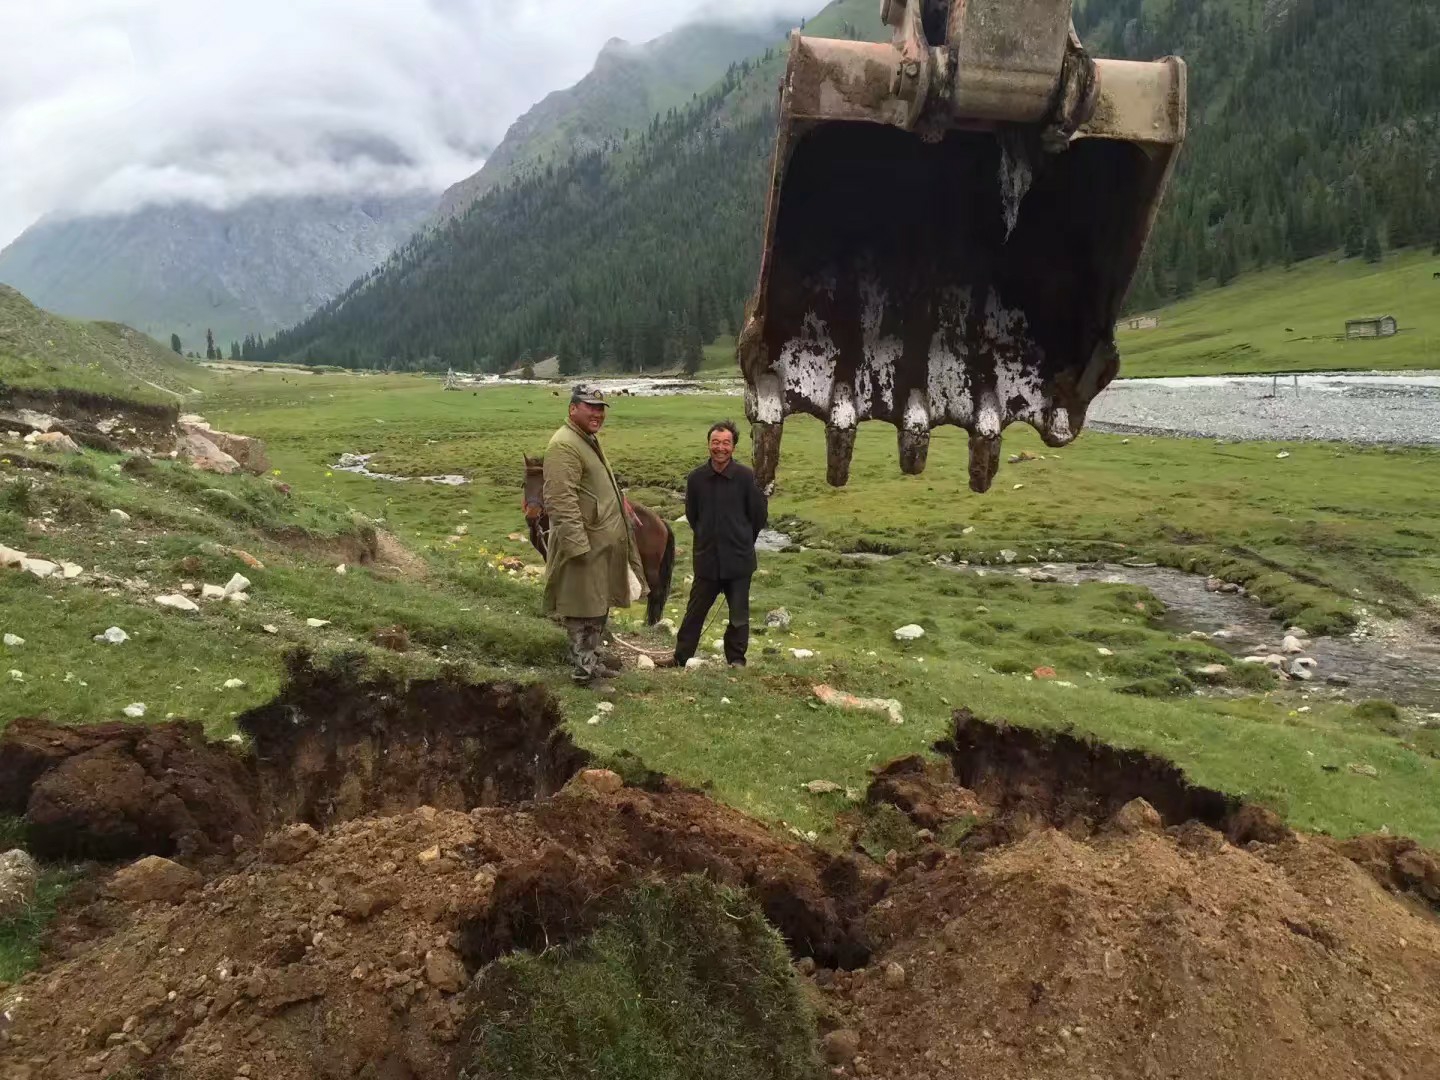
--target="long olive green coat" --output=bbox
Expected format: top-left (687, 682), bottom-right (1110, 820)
top-left (542, 420), bottom-right (647, 619)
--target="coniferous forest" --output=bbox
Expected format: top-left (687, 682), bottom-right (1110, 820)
top-left (259, 0), bottom-right (1440, 372)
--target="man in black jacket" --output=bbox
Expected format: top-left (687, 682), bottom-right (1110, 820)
top-left (673, 420), bottom-right (768, 668)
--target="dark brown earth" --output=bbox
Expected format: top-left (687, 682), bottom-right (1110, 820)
top-left (2, 692), bottom-right (1439, 1080)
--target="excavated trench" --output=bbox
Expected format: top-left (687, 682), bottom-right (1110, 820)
top-left (5, 667), bottom-right (1440, 1079)
top-left (0, 651), bottom-right (590, 861)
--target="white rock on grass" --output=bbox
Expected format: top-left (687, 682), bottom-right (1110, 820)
top-left (790, 648), bottom-right (815, 660)
top-left (110, 508), bottom-right (132, 523)
top-left (226, 591), bottom-right (248, 604)
top-left (7, 670), bottom-right (22, 682)
top-left (893, 624), bottom-right (925, 642)
top-left (3, 634), bottom-right (23, 647)
top-left (0, 849), bottom-right (40, 920)
top-left (0, 545), bottom-right (26, 568)
top-left (1096, 647), bottom-right (1115, 657)
top-left (657, 618), bottom-right (677, 636)
top-left (123, 703), bottom-right (147, 718)
top-left (155, 593), bottom-right (200, 613)
top-left (61, 562), bottom-right (82, 579)
top-left (223, 678), bottom-right (246, 690)
top-left (684, 657), bottom-right (708, 671)
top-left (21, 558), bottom-right (58, 579)
top-left (201, 584), bottom-right (227, 600)
top-left (262, 625), bottom-right (279, 635)
top-left (999, 550), bottom-right (1018, 563)
top-left (765, 608), bottom-right (792, 630)
top-left (223, 573), bottom-right (251, 597)
top-left (336, 564), bottom-right (347, 575)
top-left (306, 618), bottom-right (331, 628)
top-left (637, 655), bottom-right (656, 671)
top-left (94, 627), bottom-right (129, 645)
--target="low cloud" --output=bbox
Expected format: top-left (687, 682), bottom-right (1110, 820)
top-left (0, 0), bottom-right (819, 247)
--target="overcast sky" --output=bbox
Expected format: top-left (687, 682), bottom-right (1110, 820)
top-left (0, 0), bottom-right (818, 248)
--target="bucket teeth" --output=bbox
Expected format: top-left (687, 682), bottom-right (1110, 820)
top-left (752, 421), bottom-right (783, 490)
top-left (967, 432), bottom-right (1002, 494)
top-left (826, 424), bottom-right (857, 487)
top-left (899, 429), bottom-right (930, 475)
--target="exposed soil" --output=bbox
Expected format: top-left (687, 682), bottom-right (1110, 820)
top-left (0, 385), bottom-right (179, 443)
top-left (3, 698), bottom-right (1440, 1080)
top-left (0, 718), bottom-right (258, 861)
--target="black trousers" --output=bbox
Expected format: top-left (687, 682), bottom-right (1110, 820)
top-left (675, 575), bottom-right (751, 666)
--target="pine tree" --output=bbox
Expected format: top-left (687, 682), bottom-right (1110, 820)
top-left (171, 333), bottom-right (182, 354)
top-left (230, 341), bottom-right (240, 360)
top-left (204, 328), bottom-right (216, 361)
top-left (682, 320), bottom-right (705, 375)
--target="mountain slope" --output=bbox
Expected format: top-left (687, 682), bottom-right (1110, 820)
top-left (0, 192), bottom-right (436, 350)
top-left (262, 0), bottom-right (1440, 373)
top-left (0, 284), bottom-right (202, 405)
top-left (436, 17), bottom-right (795, 219)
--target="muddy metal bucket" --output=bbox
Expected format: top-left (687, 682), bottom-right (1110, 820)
top-left (739, 0), bottom-right (1186, 492)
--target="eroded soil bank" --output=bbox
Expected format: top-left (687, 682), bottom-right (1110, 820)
top-left (2, 673), bottom-right (1439, 1080)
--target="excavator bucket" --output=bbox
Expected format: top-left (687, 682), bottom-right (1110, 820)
top-left (739, 0), bottom-right (1186, 492)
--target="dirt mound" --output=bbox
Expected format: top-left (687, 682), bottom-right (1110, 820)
top-left (4, 702), bottom-right (1440, 1080)
top-left (0, 718), bottom-right (257, 860)
top-left (0, 785), bottom-right (878, 1079)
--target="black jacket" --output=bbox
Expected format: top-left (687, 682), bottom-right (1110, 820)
top-left (685, 459), bottom-right (768, 580)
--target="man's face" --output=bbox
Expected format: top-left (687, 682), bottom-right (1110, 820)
top-left (570, 402), bottom-right (607, 434)
top-left (709, 426), bottom-right (735, 468)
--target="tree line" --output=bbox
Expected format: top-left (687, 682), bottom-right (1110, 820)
top-left (257, 0), bottom-right (1440, 371)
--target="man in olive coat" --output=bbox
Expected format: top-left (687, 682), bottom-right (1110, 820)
top-left (673, 420), bottom-right (768, 668)
top-left (542, 385), bottom-right (647, 686)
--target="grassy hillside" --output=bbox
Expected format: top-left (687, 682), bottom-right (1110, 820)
top-left (1121, 249), bottom-right (1440, 376)
top-left (0, 284), bottom-right (205, 404)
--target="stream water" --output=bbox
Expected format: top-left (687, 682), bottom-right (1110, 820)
top-left (875, 554), bottom-right (1439, 712)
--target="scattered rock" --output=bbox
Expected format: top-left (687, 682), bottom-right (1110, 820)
top-left (264, 824), bottom-right (322, 864)
top-left (2, 634), bottom-right (22, 647)
top-left (262, 625), bottom-right (279, 635)
top-left (893, 624), bottom-right (926, 642)
top-left (1033, 667), bottom-right (1058, 680)
top-left (1276, 451), bottom-right (1291, 460)
top-left (109, 509), bottom-right (131, 524)
top-left (999, 549), bottom-right (1018, 563)
top-left (789, 649), bottom-right (815, 660)
top-left (882, 961), bottom-right (907, 989)
top-left (223, 679), bottom-right (246, 690)
top-left (179, 419), bottom-right (270, 474)
top-left (656, 618), bottom-right (677, 636)
top-left (176, 429), bottom-right (241, 474)
top-left (61, 562), bottom-right (82, 579)
top-left (812, 684), bottom-right (904, 725)
top-left (765, 608), bottom-right (792, 630)
top-left (155, 594), bottom-right (200, 613)
top-left (201, 584), bottom-right (226, 600)
top-left (1110, 797), bottom-right (1164, 835)
top-left (803, 780), bottom-right (843, 795)
top-left (822, 1029), bottom-right (861, 1065)
top-left (1205, 577), bottom-right (1224, 593)
top-left (1196, 663), bottom-right (1229, 680)
top-left (1282, 636), bottom-right (1306, 655)
top-left (416, 845), bottom-right (442, 865)
top-left (684, 657), bottom-right (708, 671)
top-left (107, 856), bottom-right (202, 903)
top-left (423, 947), bottom-right (468, 993)
top-left (569, 769), bottom-right (624, 796)
top-left (29, 431), bottom-right (81, 454)
top-left (223, 573), bottom-right (251, 597)
top-left (123, 703), bottom-right (147, 718)
top-left (1349, 763), bottom-right (1379, 779)
top-left (306, 618), bottom-right (331, 628)
top-left (1095, 647), bottom-right (1115, 657)
top-left (636, 655), bottom-right (656, 671)
top-left (7, 669), bottom-right (22, 682)
top-left (0, 544), bottom-right (25, 568)
top-left (1327, 674), bottom-right (1353, 688)
top-left (0, 849), bottom-right (39, 919)
top-left (1029, 571), bottom-right (1058, 583)
top-left (20, 558), bottom-right (57, 579)
top-left (336, 564), bottom-right (348, 575)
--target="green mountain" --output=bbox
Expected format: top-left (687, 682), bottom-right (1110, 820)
top-left (260, 0), bottom-right (1440, 373)
top-left (0, 283), bottom-right (202, 406)
top-left (436, 17), bottom-right (797, 219)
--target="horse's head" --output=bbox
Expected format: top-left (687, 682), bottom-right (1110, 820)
top-left (521, 454), bottom-right (545, 521)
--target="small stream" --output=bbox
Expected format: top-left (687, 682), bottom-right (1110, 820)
top-left (333, 452), bottom-right (470, 486)
top-left (843, 552), bottom-right (1440, 712)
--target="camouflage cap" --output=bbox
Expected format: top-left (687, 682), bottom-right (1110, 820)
top-left (570, 384), bottom-right (608, 407)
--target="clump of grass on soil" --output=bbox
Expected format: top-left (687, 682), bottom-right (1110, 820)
top-left (463, 875), bottom-right (820, 1080)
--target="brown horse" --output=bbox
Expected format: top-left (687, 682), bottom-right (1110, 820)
top-left (522, 454), bottom-right (675, 625)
